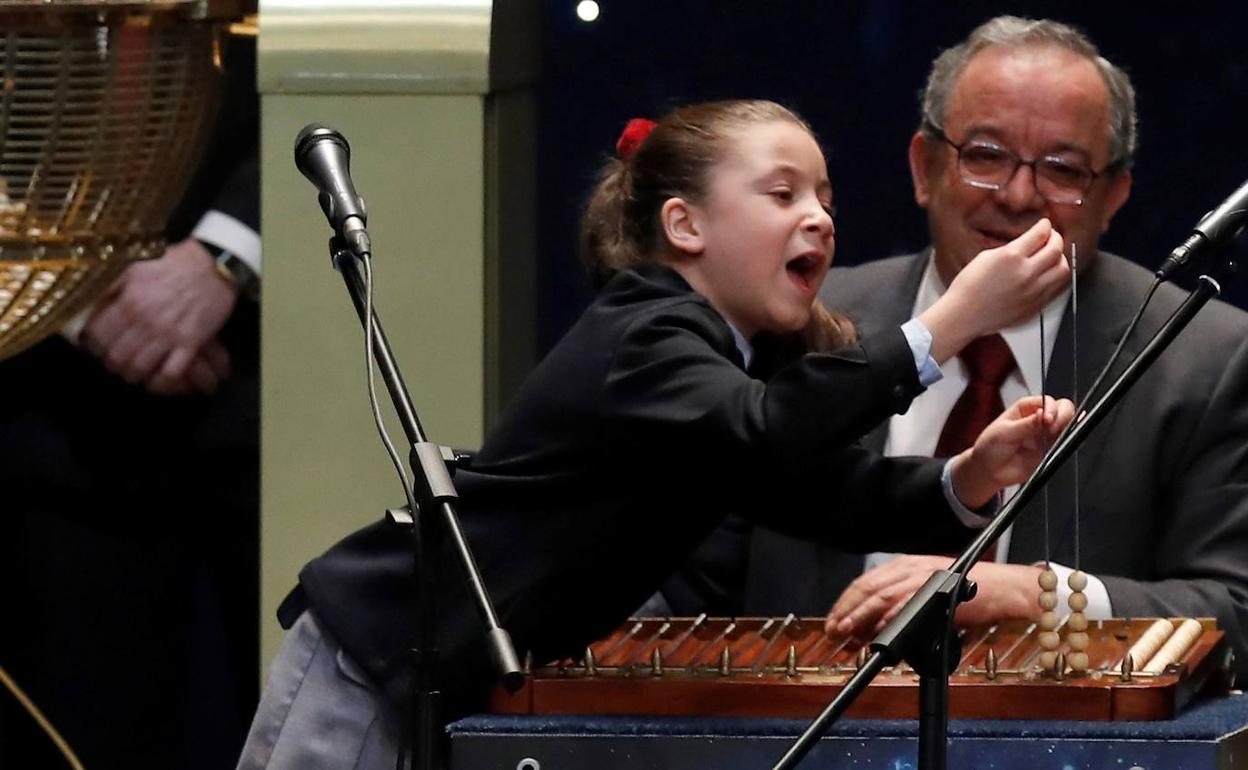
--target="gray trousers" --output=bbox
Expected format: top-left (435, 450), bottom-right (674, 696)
top-left (236, 610), bottom-right (408, 770)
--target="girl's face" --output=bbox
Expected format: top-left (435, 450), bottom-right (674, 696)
top-left (681, 120), bottom-right (835, 338)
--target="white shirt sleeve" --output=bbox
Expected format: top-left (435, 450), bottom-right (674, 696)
top-left (940, 457), bottom-right (999, 527)
top-left (192, 210), bottom-right (261, 275)
top-left (1042, 561), bottom-right (1113, 618)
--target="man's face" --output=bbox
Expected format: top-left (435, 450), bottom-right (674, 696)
top-left (911, 45), bottom-right (1132, 285)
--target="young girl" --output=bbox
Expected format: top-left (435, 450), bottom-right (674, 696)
top-left (238, 100), bottom-right (1071, 769)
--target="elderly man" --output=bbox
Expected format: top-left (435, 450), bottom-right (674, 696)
top-left (736, 16), bottom-right (1248, 678)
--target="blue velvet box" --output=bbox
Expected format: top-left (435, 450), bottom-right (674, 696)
top-left (449, 694), bottom-right (1248, 769)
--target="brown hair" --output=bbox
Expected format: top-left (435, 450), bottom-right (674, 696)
top-left (580, 99), bottom-right (855, 352)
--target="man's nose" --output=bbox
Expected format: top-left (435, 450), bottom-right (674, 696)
top-left (998, 162), bottom-right (1047, 213)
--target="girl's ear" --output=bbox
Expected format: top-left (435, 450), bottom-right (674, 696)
top-left (660, 197), bottom-right (704, 256)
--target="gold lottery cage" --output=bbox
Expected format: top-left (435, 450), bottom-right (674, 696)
top-left (0, 0), bottom-right (245, 360)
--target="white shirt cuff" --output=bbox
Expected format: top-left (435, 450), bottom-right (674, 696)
top-left (901, 317), bottom-right (942, 387)
top-left (1043, 561), bottom-right (1113, 619)
top-left (192, 210), bottom-right (261, 275)
top-left (941, 457), bottom-right (999, 527)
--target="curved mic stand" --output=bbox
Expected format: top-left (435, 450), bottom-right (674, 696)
top-left (771, 248), bottom-right (1240, 770)
top-left (327, 236), bottom-right (524, 770)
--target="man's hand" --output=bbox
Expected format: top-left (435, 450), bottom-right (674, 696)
top-left (81, 238), bottom-right (237, 395)
top-left (950, 395), bottom-right (1075, 507)
top-left (824, 555), bottom-right (1043, 639)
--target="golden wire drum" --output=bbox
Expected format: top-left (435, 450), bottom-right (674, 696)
top-left (0, 0), bottom-right (243, 360)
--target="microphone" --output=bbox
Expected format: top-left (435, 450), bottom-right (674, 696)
top-left (1156, 177), bottom-right (1248, 280)
top-left (294, 124), bottom-right (371, 256)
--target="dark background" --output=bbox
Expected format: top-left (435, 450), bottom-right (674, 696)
top-left (535, 1), bottom-right (1248, 354)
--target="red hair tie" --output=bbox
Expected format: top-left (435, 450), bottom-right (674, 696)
top-left (615, 118), bottom-right (657, 161)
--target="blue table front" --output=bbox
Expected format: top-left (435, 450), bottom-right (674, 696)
top-left (449, 693), bottom-right (1248, 769)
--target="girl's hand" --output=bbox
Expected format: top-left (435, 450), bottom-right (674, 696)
top-left (919, 219), bottom-right (1069, 363)
top-left (950, 395), bottom-right (1076, 508)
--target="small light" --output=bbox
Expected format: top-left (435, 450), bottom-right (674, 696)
top-left (576, 0), bottom-right (600, 22)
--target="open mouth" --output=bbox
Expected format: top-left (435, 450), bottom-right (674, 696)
top-left (785, 253), bottom-right (822, 292)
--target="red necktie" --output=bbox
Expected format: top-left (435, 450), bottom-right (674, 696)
top-left (935, 334), bottom-right (1017, 458)
top-left (935, 334), bottom-right (1016, 561)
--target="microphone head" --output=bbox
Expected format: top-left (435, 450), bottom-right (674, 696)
top-left (294, 123), bottom-right (350, 179)
top-left (1196, 177), bottom-right (1248, 244)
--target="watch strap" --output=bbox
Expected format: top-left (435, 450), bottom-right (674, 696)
top-left (199, 239), bottom-right (260, 301)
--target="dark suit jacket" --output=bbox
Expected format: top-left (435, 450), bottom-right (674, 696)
top-left (295, 265), bottom-right (985, 718)
top-left (743, 250), bottom-right (1248, 680)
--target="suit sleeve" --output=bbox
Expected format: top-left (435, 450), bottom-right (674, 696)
top-left (602, 302), bottom-right (975, 555)
top-left (166, 32), bottom-right (259, 243)
top-left (1099, 327), bottom-right (1248, 682)
top-left (204, 152), bottom-right (259, 233)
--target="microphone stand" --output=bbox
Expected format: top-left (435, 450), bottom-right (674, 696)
top-left (770, 249), bottom-right (1240, 770)
top-left (328, 237), bottom-right (524, 770)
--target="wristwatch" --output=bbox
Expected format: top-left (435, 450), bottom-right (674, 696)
top-left (199, 239), bottom-right (260, 301)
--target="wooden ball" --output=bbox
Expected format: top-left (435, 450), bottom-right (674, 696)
top-left (1068, 592), bottom-right (1089, 612)
top-left (1038, 611), bottom-right (1060, 631)
top-left (1039, 650), bottom-right (1058, 671)
top-left (1066, 613), bottom-right (1089, 632)
top-left (1038, 569), bottom-right (1059, 591)
top-left (1066, 631), bottom-right (1089, 651)
top-left (1068, 570), bottom-right (1089, 592)
top-left (1068, 651), bottom-right (1089, 672)
top-left (1039, 631), bottom-right (1061, 650)
top-left (1038, 591), bottom-right (1059, 611)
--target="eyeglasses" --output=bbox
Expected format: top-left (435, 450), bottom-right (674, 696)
top-left (925, 122), bottom-right (1114, 206)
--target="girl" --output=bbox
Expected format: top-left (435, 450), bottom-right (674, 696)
top-left (238, 100), bottom-right (1071, 769)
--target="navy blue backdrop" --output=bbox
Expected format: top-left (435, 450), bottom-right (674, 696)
top-left (535, 1), bottom-right (1248, 354)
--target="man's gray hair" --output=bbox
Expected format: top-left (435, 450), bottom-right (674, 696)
top-left (920, 16), bottom-right (1138, 170)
